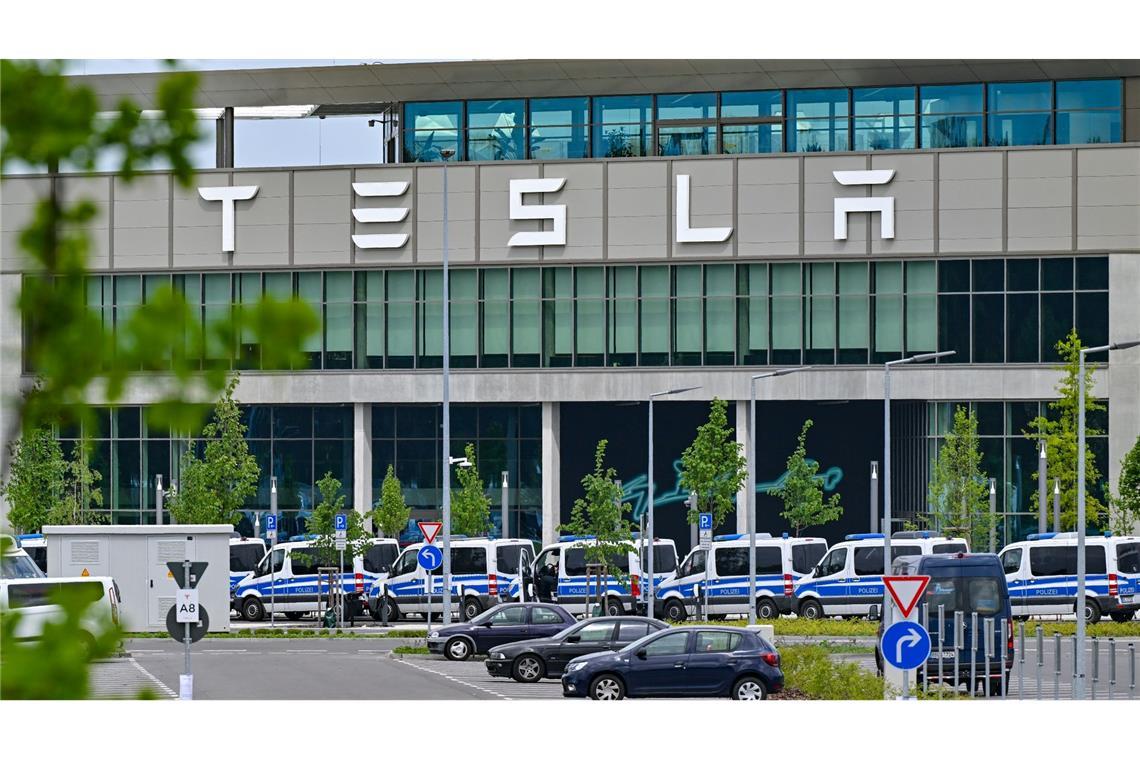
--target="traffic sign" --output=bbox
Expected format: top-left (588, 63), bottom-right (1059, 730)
top-left (166, 603), bottom-right (209, 643)
top-left (166, 561), bottom-right (208, 590)
top-left (334, 512), bottom-right (348, 540)
top-left (418, 521), bottom-right (443, 544)
top-left (698, 512), bottom-right (713, 550)
top-left (265, 514), bottom-right (278, 541)
top-left (883, 575), bottom-right (930, 618)
top-left (176, 589), bottom-right (200, 623)
top-left (417, 544), bottom-right (443, 571)
top-left (881, 620), bottom-right (931, 671)
top-left (335, 537), bottom-right (346, 551)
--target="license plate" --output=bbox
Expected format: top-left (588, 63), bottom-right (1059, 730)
top-left (1121, 595), bottom-right (1135, 605)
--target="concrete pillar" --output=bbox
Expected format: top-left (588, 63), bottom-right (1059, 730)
top-left (1108, 253), bottom-right (1140, 532)
top-left (735, 399), bottom-right (750, 533)
top-left (353, 403), bottom-right (373, 527)
top-left (541, 401), bottom-right (561, 547)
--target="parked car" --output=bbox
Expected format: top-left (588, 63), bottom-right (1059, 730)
top-left (427, 602), bottom-right (576, 661)
top-left (486, 615), bottom-right (668, 682)
top-left (1, 575), bottom-right (122, 645)
top-left (560, 625), bottom-right (783, 700)
top-left (2, 538), bottom-right (45, 580)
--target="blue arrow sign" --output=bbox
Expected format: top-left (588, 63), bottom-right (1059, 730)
top-left (881, 620), bottom-right (932, 671)
top-left (698, 512), bottom-right (713, 531)
top-left (334, 513), bottom-right (348, 532)
top-left (417, 544), bottom-right (443, 571)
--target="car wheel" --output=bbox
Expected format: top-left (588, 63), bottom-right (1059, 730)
top-left (241, 597), bottom-right (265, 622)
top-left (732, 676), bottom-right (768, 700)
top-left (589, 674), bottom-right (625, 700)
top-left (756, 598), bottom-right (779, 620)
top-left (799, 599), bottom-right (823, 620)
top-left (1110, 611), bottom-right (1135, 623)
top-left (987, 677), bottom-right (1007, 697)
top-left (512, 654), bottom-right (545, 683)
top-left (445, 637), bottom-right (472, 661)
top-left (663, 599), bottom-right (687, 622)
top-left (605, 598), bottom-right (624, 617)
top-left (463, 597), bottom-right (483, 621)
top-left (285, 611), bottom-right (304, 621)
top-left (1082, 599), bottom-right (1102, 624)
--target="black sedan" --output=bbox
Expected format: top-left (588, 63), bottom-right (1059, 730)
top-left (486, 616), bottom-right (669, 683)
top-left (427, 602), bottom-right (576, 661)
top-left (560, 625), bottom-right (783, 700)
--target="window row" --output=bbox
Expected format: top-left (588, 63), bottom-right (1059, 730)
top-left (402, 79), bottom-right (1123, 162)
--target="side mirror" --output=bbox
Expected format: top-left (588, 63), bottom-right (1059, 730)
top-left (868, 604), bottom-right (880, 621)
top-left (566, 634), bottom-right (581, 644)
top-left (379, 564), bottom-right (391, 574)
top-left (635, 648), bottom-right (647, 660)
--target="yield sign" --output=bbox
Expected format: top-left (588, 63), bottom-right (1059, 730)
top-left (883, 575), bottom-right (930, 618)
top-left (418, 521), bottom-right (443, 544)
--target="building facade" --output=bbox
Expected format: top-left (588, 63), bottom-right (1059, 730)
top-left (2, 60), bottom-right (1139, 551)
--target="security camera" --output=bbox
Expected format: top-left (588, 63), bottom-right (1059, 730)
top-left (449, 456), bottom-right (472, 468)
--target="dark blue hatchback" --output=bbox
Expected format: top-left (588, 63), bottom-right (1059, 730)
top-left (560, 626), bottom-right (783, 700)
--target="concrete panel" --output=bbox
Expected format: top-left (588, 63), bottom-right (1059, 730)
top-left (671, 159), bottom-right (733, 260)
top-left (1007, 207), bottom-right (1072, 252)
top-left (0, 176), bottom-right (51, 205)
top-left (805, 155), bottom-right (868, 256)
top-left (607, 161), bottom-right (669, 189)
top-left (939, 152), bottom-right (1003, 180)
top-left (1076, 146), bottom-right (1140, 251)
top-left (293, 168), bottom-right (352, 196)
top-left (938, 209), bottom-right (1003, 252)
top-left (61, 176), bottom-right (112, 204)
top-left (870, 153), bottom-right (935, 255)
top-left (480, 164), bottom-right (540, 261)
top-left (607, 162), bottom-right (667, 259)
top-left (1077, 207), bottom-right (1140, 250)
top-left (544, 216), bottom-right (604, 262)
top-left (112, 228), bottom-right (169, 268)
top-left (294, 224), bottom-right (351, 264)
top-left (938, 152), bottom-right (1004, 253)
top-left (416, 220), bottom-right (477, 264)
top-left (293, 194), bottom-right (348, 225)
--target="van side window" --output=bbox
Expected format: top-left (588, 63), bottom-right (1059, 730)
top-left (1030, 546), bottom-right (1106, 576)
top-left (257, 548), bottom-right (285, 576)
top-left (678, 549), bottom-right (706, 578)
top-left (818, 548), bottom-right (847, 576)
top-left (289, 549), bottom-right (318, 576)
top-left (536, 549), bottom-right (559, 575)
top-left (1001, 549), bottom-right (1022, 574)
top-left (390, 550), bottom-right (418, 577)
top-left (497, 545), bottom-right (524, 572)
top-left (792, 543), bottom-right (826, 574)
top-left (451, 547), bottom-right (486, 575)
top-left (715, 547), bottom-right (781, 576)
top-left (853, 547), bottom-right (884, 576)
top-left (230, 543), bottom-right (264, 572)
top-left (933, 542), bottom-right (968, 554)
top-left (364, 544), bottom-right (398, 573)
top-left (1118, 543), bottom-right (1140, 574)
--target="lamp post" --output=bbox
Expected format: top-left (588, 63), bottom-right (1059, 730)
top-left (1074, 338), bottom-right (1140, 699)
top-left (1038, 442), bottom-right (1048, 533)
top-left (988, 478), bottom-right (997, 553)
top-left (1053, 478), bottom-right (1061, 532)
top-left (647, 386), bottom-right (700, 620)
top-left (748, 367), bottom-right (811, 625)
top-left (440, 147), bottom-right (455, 624)
top-left (501, 471), bottom-right (509, 539)
top-left (155, 474), bottom-right (164, 526)
top-left (883, 351), bottom-right (955, 578)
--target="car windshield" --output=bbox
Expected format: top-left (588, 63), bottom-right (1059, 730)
top-left (2, 552), bottom-right (46, 579)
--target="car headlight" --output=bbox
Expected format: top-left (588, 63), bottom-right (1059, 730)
top-left (492, 651), bottom-right (507, 659)
top-left (428, 631), bottom-right (440, 638)
top-left (566, 661), bottom-right (587, 673)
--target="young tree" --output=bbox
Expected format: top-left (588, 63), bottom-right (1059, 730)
top-left (679, 397), bottom-right (748, 529)
top-left (309, 471), bottom-right (371, 567)
top-left (1111, 434), bottom-right (1140, 535)
top-left (1025, 329), bottom-right (1109, 531)
top-left (451, 443), bottom-right (491, 536)
top-left (774, 420), bottom-right (843, 536)
top-left (374, 464), bottom-right (410, 538)
top-left (46, 438), bottom-right (107, 526)
top-left (559, 440), bottom-right (634, 580)
top-left (0, 425), bottom-right (65, 532)
top-left (927, 406), bottom-right (993, 549)
top-left (167, 377), bottom-right (259, 525)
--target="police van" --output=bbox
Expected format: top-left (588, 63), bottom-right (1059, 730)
top-left (654, 533), bottom-right (828, 621)
top-left (369, 537), bottom-right (535, 623)
top-left (794, 532), bottom-right (969, 619)
top-left (229, 536), bottom-right (267, 591)
top-left (529, 536), bottom-right (643, 618)
top-left (633, 536), bottom-right (679, 613)
top-left (15, 534), bottom-right (47, 573)
top-left (998, 532), bottom-right (1139, 623)
top-left (231, 536), bottom-right (399, 622)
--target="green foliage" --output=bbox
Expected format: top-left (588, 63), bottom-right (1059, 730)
top-left (392, 645), bottom-right (431, 655)
top-left (46, 437), bottom-right (107, 526)
top-left (0, 59), bottom-right (317, 477)
top-left (1025, 329), bottom-right (1109, 530)
top-left (374, 464), bottom-right (411, 538)
top-left (774, 420), bottom-right (843, 536)
top-left (0, 425), bottom-right (65, 532)
top-left (779, 645), bottom-right (886, 700)
top-left (1111, 434), bottom-right (1140, 535)
top-left (0, 580), bottom-right (127, 699)
top-left (167, 377), bottom-right (259, 525)
top-left (559, 440), bottom-right (634, 581)
top-left (679, 397), bottom-right (748, 529)
top-left (309, 471), bottom-right (371, 566)
top-left (927, 406), bottom-right (994, 549)
top-left (451, 443), bottom-right (491, 537)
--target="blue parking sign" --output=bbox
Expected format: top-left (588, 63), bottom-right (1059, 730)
top-left (265, 514), bottom-right (277, 531)
top-left (698, 512), bottom-right (713, 531)
top-left (334, 513), bottom-right (348, 531)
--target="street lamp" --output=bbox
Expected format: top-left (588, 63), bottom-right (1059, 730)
top-left (647, 385), bottom-right (700, 620)
top-left (1074, 338), bottom-right (1140, 699)
top-left (440, 147), bottom-right (456, 625)
top-left (882, 351), bottom-right (955, 578)
top-left (748, 367), bottom-right (811, 625)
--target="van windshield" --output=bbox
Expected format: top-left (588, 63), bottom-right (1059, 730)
top-left (1117, 543), bottom-right (1140, 574)
top-left (2, 553), bottom-right (45, 580)
top-left (924, 575), bottom-right (1005, 615)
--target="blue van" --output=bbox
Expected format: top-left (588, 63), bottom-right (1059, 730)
top-left (875, 553), bottom-right (1013, 696)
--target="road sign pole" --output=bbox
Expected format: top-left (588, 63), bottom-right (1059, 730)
top-left (270, 476), bottom-right (278, 629)
top-left (338, 548), bottom-right (345, 629)
top-left (182, 557), bottom-right (192, 700)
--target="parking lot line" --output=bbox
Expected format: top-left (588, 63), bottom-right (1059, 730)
top-left (395, 658), bottom-right (516, 700)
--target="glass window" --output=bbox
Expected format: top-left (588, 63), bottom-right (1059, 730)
top-left (643, 631), bottom-right (690, 656)
top-left (1056, 80), bottom-right (1122, 145)
top-left (770, 263), bottom-right (801, 364)
top-left (467, 100), bottom-right (524, 161)
top-left (450, 269), bottom-right (478, 367)
top-left (289, 548), bottom-right (318, 576)
top-left (905, 261), bottom-right (936, 353)
top-left (657, 92), bottom-right (717, 121)
top-left (511, 268), bottom-right (541, 367)
top-left (677, 549), bottom-right (706, 578)
top-left (1029, 545), bottom-right (1076, 576)
top-left (563, 548), bottom-right (588, 576)
top-left (1007, 259), bottom-right (1038, 292)
top-left (705, 264), bottom-right (735, 363)
top-left (617, 621), bottom-right (654, 642)
top-left (403, 101), bottom-right (463, 162)
top-left (593, 95), bottom-right (652, 158)
top-left (1000, 548), bottom-right (1022, 574)
top-left (531, 606), bottom-right (564, 624)
top-left (576, 621), bottom-right (617, 642)
top-left (1007, 293), bottom-right (1039, 362)
top-left (386, 270), bottom-right (415, 368)
top-left (740, 264), bottom-right (768, 364)
top-left (919, 84), bottom-right (983, 148)
top-left (1076, 257), bottom-right (1108, 290)
top-left (543, 268), bottom-right (573, 367)
top-left (817, 548), bottom-right (847, 576)
top-left (608, 267), bottom-right (637, 366)
top-left (853, 546), bottom-right (886, 576)
top-left (837, 263), bottom-right (869, 364)
top-left (575, 267), bottom-right (605, 365)
top-left (529, 97), bottom-right (590, 160)
top-left (1042, 258), bottom-right (1074, 291)
top-left (364, 543), bottom-right (399, 573)
top-left (695, 631), bottom-right (741, 653)
top-left (1117, 543), bottom-right (1140, 575)
top-left (640, 266), bottom-right (670, 365)
top-left (324, 271), bottom-right (352, 369)
top-left (805, 262), bottom-right (835, 364)
top-left (787, 89), bottom-right (849, 152)
top-left (721, 90), bottom-right (782, 154)
top-left (489, 606), bottom-right (527, 626)
top-left (673, 265), bottom-right (702, 364)
top-left (792, 543), bottom-right (826, 574)
top-left (1076, 292), bottom-right (1108, 349)
top-left (721, 90), bottom-right (781, 119)
top-left (480, 269), bottom-right (510, 367)
top-left (988, 82), bottom-right (1053, 147)
top-left (419, 270), bottom-right (443, 368)
top-left (873, 262), bottom-right (902, 360)
top-left (658, 124), bottom-right (715, 156)
top-left (853, 86), bottom-right (916, 150)
top-left (230, 543), bottom-right (264, 573)
top-left (451, 547), bottom-right (486, 575)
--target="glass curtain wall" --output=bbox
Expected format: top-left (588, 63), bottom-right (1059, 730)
top-left (919, 84), bottom-right (984, 148)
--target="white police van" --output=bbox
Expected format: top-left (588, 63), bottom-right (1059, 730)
top-left (655, 533), bottom-right (828, 621)
top-left (229, 536), bottom-right (266, 591)
top-left (15, 534), bottom-right (47, 573)
top-left (529, 536), bottom-right (643, 617)
top-left (998, 532), bottom-right (1139, 623)
top-left (793, 532), bottom-right (968, 619)
top-left (633, 536), bottom-right (679, 613)
top-left (369, 537), bottom-right (535, 622)
top-left (231, 536), bottom-right (399, 622)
